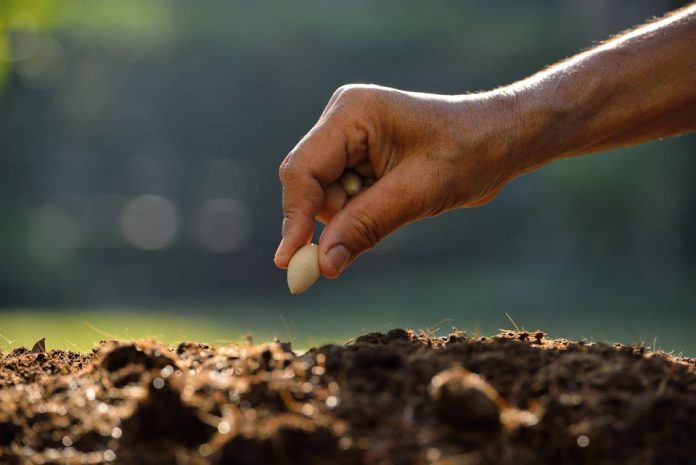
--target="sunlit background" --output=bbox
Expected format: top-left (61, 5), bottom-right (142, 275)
top-left (1, 0), bottom-right (694, 354)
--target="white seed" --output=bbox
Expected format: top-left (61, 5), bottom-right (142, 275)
top-left (340, 170), bottom-right (363, 197)
top-left (354, 161), bottom-right (375, 178)
top-left (287, 243), bottom-right (320, 294)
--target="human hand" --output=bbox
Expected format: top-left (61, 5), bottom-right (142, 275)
top-left (274, 84), bottom-right (517, 279)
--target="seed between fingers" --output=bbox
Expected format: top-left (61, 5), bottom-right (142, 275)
top-left (354, 161), bottom-right (375, 178)
top-left (340, 170), bottom-right (363, 197)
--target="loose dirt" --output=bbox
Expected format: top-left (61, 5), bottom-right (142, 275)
top-left (1, 329), bottom-right (694, 465)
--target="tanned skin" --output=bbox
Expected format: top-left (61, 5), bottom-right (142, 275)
top-left (275, 5), bottom-right (696, 279)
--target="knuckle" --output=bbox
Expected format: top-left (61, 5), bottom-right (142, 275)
top-left (283, 184), bottom-right (324, 223)
top-left (278, 155), bottom-right (295, 183)
top-left (345, 207), bottom-right (381, 249)
top-left (280, 210), bottom-right (297, 235)
top-left (327, 84), bottom-right (378, 126)
top-left (334, 84), bottom-right (367, 103)
top-left (330, 85), bottom-right (388, 129)
top-left (281, 206), bottom-right (308, 236)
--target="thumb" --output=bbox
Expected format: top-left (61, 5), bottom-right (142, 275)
top-left (318, 167), bottom-right (425, 278)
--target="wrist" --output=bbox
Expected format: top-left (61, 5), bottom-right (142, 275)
top-left (474, 85), bottom-right (571, 178)
top-left (450, 91), bottom-right (536, 183)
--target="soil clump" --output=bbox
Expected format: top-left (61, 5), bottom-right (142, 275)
top-left (1, 329), bottom-right (694, 464)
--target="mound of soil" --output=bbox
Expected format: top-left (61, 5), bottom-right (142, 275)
top-left (1, 329), bottom-right (694, 465)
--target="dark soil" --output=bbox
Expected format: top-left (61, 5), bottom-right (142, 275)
top-left (1, 329), bottom-right (695, 465)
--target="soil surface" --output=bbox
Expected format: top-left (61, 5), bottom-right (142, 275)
top-left (1, 329), bottom-right (695, 465)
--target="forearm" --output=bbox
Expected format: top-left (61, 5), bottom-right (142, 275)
top-left (492, 5), bottom-right (696, 175)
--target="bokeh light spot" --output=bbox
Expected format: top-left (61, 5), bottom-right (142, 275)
top-left (120, 195), bottom-right (178, 250)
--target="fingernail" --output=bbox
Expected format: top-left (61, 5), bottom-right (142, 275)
top-left (326, 245), bottom-right (351, 275)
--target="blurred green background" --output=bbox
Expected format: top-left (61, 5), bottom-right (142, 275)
top-left (1, 0), bottom-right (694, 354)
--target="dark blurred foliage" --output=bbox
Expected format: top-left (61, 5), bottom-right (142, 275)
top-left (0, 0), bottom-right (694, 324)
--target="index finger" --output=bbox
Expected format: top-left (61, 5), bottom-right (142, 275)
top-left (273, 123), bottom-right (350, 268)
